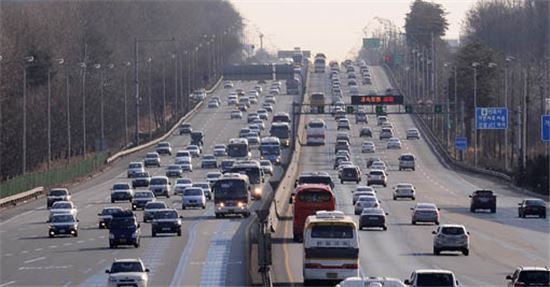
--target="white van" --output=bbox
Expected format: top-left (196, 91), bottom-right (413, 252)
top-left (306, 118), bottom-right (326, 145)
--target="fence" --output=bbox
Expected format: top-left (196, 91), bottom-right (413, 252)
top-left (0, 152), bottom-right (107, 199)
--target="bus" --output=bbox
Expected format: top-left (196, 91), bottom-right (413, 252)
top-left (306, 118), bottom-right (326, 145)
top-left (314, 56), bottom-right (326, 73)
top-left (260, 136), bottom-right (281, 164)
top-left (295, 171), bottom-right (335, 189)
top-left (213, 173), bottom-right (251, 218)
top-left (227, 138), bottom-right (251, 160)
top-left (303, 211), bottom-right (359, 285)
top-left (273, 112), bottom-right (291, 123)
top-left (310, 92), bottom-right (325, 113)
top-left (229, 160), bottom-right (264, 199)
top-left (270, 122), bottom-right (291, 147)
top-left (290, 183), bottom-right (335, 242)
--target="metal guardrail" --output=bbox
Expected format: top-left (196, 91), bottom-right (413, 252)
top-left (0, 77), bottom-right (223, 208)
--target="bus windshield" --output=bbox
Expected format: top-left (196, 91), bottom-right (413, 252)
top-left (311, 225), bottom-right (354, 239)
top-left (228, 144), bottom-right (248, 157)
top-left (231, 167), bottom-right (261, 184)
top-left (297, 191), bottom-right (332, 202)
top-left (214, 180), bottom-right (247, 200)
top-left (271, 126), bottom-right (290, 139)
top-left (260, 145), bottom-right (280, 155)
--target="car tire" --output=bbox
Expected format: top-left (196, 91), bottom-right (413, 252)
top-left (49, 233), bottom-right (54, 238)
top-left (340, 180), bottom-right (344, 184)
top-left (433, 248), bottom-right (440, 255)
top-left (463, 248), bottom-right (469, 256)
top-left (383, 226), bottom-right (387, 231)
top-left (215, 214), bottom-right (220, 219)
top-left (74, 231), bottom-right (78, 237)
top-left (152, 232), bottom-right (156, 237)
top-left (132, 206), bottom-right (136, 211)
top-left (542, 213), bottom-right (546, 219)
top-left (491, 208), bottom-right (496, 213)
top-left (411, 197), bottom-right (416, 200)
top-left (383, 183), bottom-right (387, 187)
top-left (435, 221), bottom-right (440, 225)
top-left (182, 206), bottom-right (186, 210)
top-left (110, 243), bottom-right (116, 249)
top-left (412, 221), bottom-right (416, 225)
top-left (393, 196), bottom-right (397, 200)
top-left (202, 205), bottom-right (206, 209)
top-left (470, 207), bottom-right (476, 213)
top-left (134, 241), bottom-right (140, 248)
top-left (111, 199), bottom-right (115, 203)
top-left (177, 229), bottom-right (182, 236)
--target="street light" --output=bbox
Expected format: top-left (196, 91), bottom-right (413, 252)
top-left (504, 56), bottom-right (515, 171)
top-left (146, 57), bottom-right (153, 141)
top-left (472, 61), bottom-right (480, 167)
top-left (122, 61), bottom-right (131, 147)
top-left (22, 55), bottom-right (35, 174)
top-left (47, 58), bottom-right (65, 169)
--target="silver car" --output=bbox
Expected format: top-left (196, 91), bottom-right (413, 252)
top-left (433, 224), bottom-right (470, 256)
top-left (393, 183), bottom-right (416, 200)
top-left (354, 195), bottom-right (380, 215)
top-left (143, 201), bottom-right (168, 222)
top-left (411, 203), bottom-right (440, 225)
top-left (182, 187), bottom-right (206, 209)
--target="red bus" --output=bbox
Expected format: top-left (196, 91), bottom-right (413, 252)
top-left (290, 184), bottom-right (336, 242)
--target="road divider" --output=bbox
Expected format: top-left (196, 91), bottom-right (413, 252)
top-left (0, 187), bottom-right (44, 209)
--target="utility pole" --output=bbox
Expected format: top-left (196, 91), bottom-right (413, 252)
top-left (65, 62), bottom-right (71, 164)
top-left (472, 62), bottom-right (480, 167)
top-left (522, 69), bottom-right (527, 172)
top-left (162, 59), bottom-right (166, 133)
top-left (47, 67), bottom-right (52, 170)
top-left (134, 38), bottom-right (140, 146)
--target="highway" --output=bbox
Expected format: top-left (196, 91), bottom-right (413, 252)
top-left (271, 65), bottom-right (549, 286)
top-left (0, 79), bottom-right (296, 286)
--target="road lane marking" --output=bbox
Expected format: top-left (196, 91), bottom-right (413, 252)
top-left (33, 248), bottom-right (43, 251)
top-left (24, 256), bottom-right (46, 264)
top-left (21, 250), bottom-right (29, 254)
top-left (199, 220), bottom-right (239, 286)
top-left (48, 245), bottom-right (57, 249)
top-left (0, 281), bottom-right (16, 287)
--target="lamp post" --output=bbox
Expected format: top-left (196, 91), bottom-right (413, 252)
top-left (47, 58), bottom-right (65, 169)
top-left (162, 58), bottom-right (167, 133)
top-left (122, 61), bottom-right (131, 147)
top-left (22, 56), bottom-right (35, 174)
top-left (146, 57), bottom-right (153, 141)
top-left (472, 62), bottom-right (480, 167)
top-left (504, 56), bottom-right (515, 171)
top-left (80, 62), bottom-right (87, 158)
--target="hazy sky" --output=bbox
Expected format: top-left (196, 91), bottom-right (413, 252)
top-left (230, 0), bottom-right (478, 61)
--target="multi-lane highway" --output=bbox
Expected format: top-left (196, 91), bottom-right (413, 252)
top-left (271, 64), bottom-right (548, 286)
top-left (0, 79), bottom-right (296, 286)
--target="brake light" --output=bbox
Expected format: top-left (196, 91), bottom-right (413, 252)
top-left (304, 263), bottom-right (322, 269)
top-left (514, 282), bottom-right (526, 287)
top-left (342, 263), bottom-right (358, 269)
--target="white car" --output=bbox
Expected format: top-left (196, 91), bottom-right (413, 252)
top-left (406, 128), bottom-right (421, 140)
top-left (175, 157), bottom-right (193, 172)
top-left (254, 85), bottom-right (263, 93)
top-left (352, 189), bottom-right (377, 205)
top-left (201, 154), bottom-right (218, 168)
top-left (49, 201), bottom-right (78, 220)
top-left (106, 258), bottom-right (149, 287)
top-left (354, 195), bottom-right (380, 215)
top-left (127, 162), bottom-right (145, 178)
top-left (404, 269), bottom-right (459, 287)
top-left (223, 81), bottom-right (234, 88)
top-left (205, 172), bottom-right (223, 186)
top-left (213, 144), bottom-right (227, 157)
top-left (174, 150), bottom-right (191, 163)
top-left (257, 109), bottom-right (269, 119)
top-left (262, 103), bottom-right (273, 112)
top-left (367, 169), bottom-right (387, 187)
top-left (174, 178), bottom-right (193, 195)
top-left (181, 187), bottom-right (206, 209)
top-left (111, 183), bottom-right (134, 203)
top-left (185, 145), bottom-right (201, 157)
top-left (230, 110), bottom-right (243, 119)
top-left (387, 137), bottom-right (402, 149)
top-left (228, 95), bottom-right (238, 105)
top-left (265, 95), bottom-right (276, 103)
top-left (252, 119), bottom-right (265, 130)
top-left (193, 182), bottom-right (212, 200)
top-left (208, 100), bottom-right (219, 108)
top-left (259, 160), bottom-right (273, 176)
top-left (269, 88), bottom-right (279, 95)
top-left (361, 141), bottom-right (376, 153)
top-left (393, 183), bottom-right (416, 200)
top-left (337, 119), bottom-right (351, 130)
top-left (337, 276), bottom-right (406, 287)
top-left (370, 161), bottom-right (387, 171)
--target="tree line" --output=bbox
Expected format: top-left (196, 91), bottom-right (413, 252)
top-left (0, 1), bottom-right (243, 180)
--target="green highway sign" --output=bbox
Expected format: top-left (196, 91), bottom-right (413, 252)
top-left (346, 106), bottom-right (354, 114)
top-left (363, 38), bottom-right (381, 49)
top-left (405, 105), bottom-right (413, 113)
top-left (434, 104), bottom-right (443, 113)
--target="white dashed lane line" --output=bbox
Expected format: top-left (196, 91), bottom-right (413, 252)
top-left (23, 256), bottom-right (46, 264)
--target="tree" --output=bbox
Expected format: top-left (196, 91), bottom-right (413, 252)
top-left (405, 0), bottom-right (449, 49)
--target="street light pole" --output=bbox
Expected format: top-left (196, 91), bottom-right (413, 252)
top-left (64, 61), bottom-right (71, 164)
top-left (123, 61), bottom-right (131, 147)
top-left (134, 38), bottom-right (140, 146)
top-left (22, 56), bottom-right (34, 174)
top-left (47, 66), bottom-right (51, 169)
top-left (472, 62), bottom-right (480, 167)
top-left (147, 58), bottom-right (153, 141)
top-left (504, 56), bottom-right (514, 171)
top-left (80, 62), bottom-right (87, 158)
top-left (162, 59), bottom-right (167, 133)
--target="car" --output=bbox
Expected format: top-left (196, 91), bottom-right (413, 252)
top-left (144, 152), bottom-right (161, 167)
top-left (506, 266), bottom-right (550, 287)
top-left (230, 110), bottom-right (243, 119)
top-left (191, 89), bottom-right (206, 100)
top-left (239, 96), bottom-right (251, 108)
top-left (174, 178), bottom-right (193, 195)
top-left (49, 201), bottom-right (77, 220)
top-left (252, 119), bottom-right (265, 130)
top-left (469, 189), bottom-right (496, 213)
top-left (182, 187), bottom-right (206, 209)
top-left (239, 128), bottom-right (252, 138)
top-left (176, 157), bottom-right (193, 172)
top-left (367, 169), bottom-right (387, 187)
top-left (175, 150), bottom-right (191, 161)
top-left (336, 132), bottom-right (351, 144)
top-left (393, 183), bottom-right (416, 200)
top-left (339, 165), bottom-right (362, 184)
top-left (362, 77), bottom-right (372, 85)
top-left (404, 269), bottom-right (459, 287)
top-left (337, 161), bottom-right (354, 172)
top-left (206, 171), bottom-right (223, 186)
top-left (248, 95), bottom-right (258, 104)
top-left (333, 155), bottom-right (350, 169)
top-left (377, 116), bottom-right (388, 125)
top-left (213, 144), bottom-right (227, 157)
top-left (132, 191), bottom-right (155, 210)
top-left (370, 160), bottom-right (387, 172)
top-left (381, 121), bottom-right (394, 129)
top-left (111, 183), bottom-right (134, 203)
top-left (354, 195), bottom-right (380, 215)
top-left (411, 203), bottom-right (440, 225)
top-left (238, 103), bottom-right (248, 112)
top-left (380, 128), bottom-right (394, 140)
top-left (337, 277), bottom-right (406, 287)
top-left (359, 127), bottom-right (372, 137)
top-left (366, 157), bottom-right (382, 168)
top-left (353, 190), bottom-right (377, 205)
top-left (46, 188), bottom-right (71, 208)
top-left (201, 154), bottom-right (218, 168)
top-left (262, 103), bottom-right (274, 112)
top-left (359, 208), bottom-right (388, 231)
top-left (98, 207), bottom-right (124, 229)
top-left (269, 88), bottom-right (279, 96)
top-left (106, 258), bottom-right (149, 287)
top-left (259, 160), bottom-right (273, 176)
top-left (108, 210), bottom-right (141, 248)
top-left (192, 182), bottom-right (212, 200)
top-left (220, 159), bottom-right (235, 173)
top-left (335, 140), bottom-right (351, 154)
top-left (361, 141), bottom-right (376, 153)
top-left (254, 85), bottom-right (263, 93)
top-left (406, 128), bottom-right (421, 140)
top-left (257, 109), bottom-right (269, 119)
top-left (149, 176), bottom-right (171, 198)
top-left (433, 224), bottom-right (470, 256)
top-left (246, 134), bottom-right (261, 145)
top-left (207, 100), bottom-right (219, 108)
top-left (265, 95), bottom-right (276, 103)
top-left (127, 162), bottom-right (145, 178)
top-left (165, 164), bottom-right (183, 178)
top-left (518, 198), bottom-right (546, 218)
top-left (185, 145), bottom-right (202, 157)
top-left (249, 124), bottom-right (261, 135)
top-left (156, 141), bottom-right (172, 155)
top-left (151, 208), bottom-right (182, 237)
top-left (143, 201), bottom-right (168, 222)
top-left (48, 213), bottom-right (79, 238)
top-left (337, 118), bottom-right (351, 130)
top-left (228, 95), bottom-right (238, 106)
top-left (387, 137), bottom-right (402, 149)
top-left (132, 172), bottom-right (151, 188)
top-left (223, 81), bottom-right (234, 88)
top-left (179, 123), bottom-right (192, 134)
top-left (399, 153), bottom-right (416, 171)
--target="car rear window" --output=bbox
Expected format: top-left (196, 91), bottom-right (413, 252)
top-left (416, 273), bottom-right (454, 286)
top-left (441, 227), bottom-right (465, 235)
top-left (400, 155), bottom-right (414, 161)
top-left (113, 184), bottom-right (130, 190)
top-left (518, 271), bottom-right (549, 284)
top-left (49, 189), bottom-right (68, 196)
top-left (311, 225), bottom-right (353, 239)
top-left (184, 189), bottom-right (203, 196)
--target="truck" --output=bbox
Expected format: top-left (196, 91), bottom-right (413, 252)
top-left (285, 77), bottom-right (302, 95)
top-left (309, 92), bottom-right (325, 113)
top-left (469, 189), bottom-right (496, 213)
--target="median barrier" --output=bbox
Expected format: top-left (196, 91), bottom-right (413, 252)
top-left (0, 187), bottom-right (44, 209)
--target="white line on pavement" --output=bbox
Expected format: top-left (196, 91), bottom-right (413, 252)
top-left (23, 256), bottom-right (46, 264)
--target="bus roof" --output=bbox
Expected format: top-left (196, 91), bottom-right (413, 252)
top-left (261, 136), bottom-right (280, 144)
top-left (305, 211), bottom-right (355, 227)
top-left (271, 122), bottom-right (290, 127)
top-left (229, 138), bottom-right (248, 145)
top-left (218, 173), bottom-right (249, 181)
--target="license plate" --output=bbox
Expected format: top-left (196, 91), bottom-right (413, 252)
top-left (228, 209), bottom-right (234, 213)
top-left (368, 216), bottom-right (378, 220)
top-left (326, 272), bottom-right (337, 279)
top-left (162, 227), bottom-right (171, 231)
top-left (59, 229), bottom-right (66, 233)
top-left (119, 239), bottom-right (127, 243)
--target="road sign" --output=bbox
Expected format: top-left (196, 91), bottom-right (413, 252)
top-left (352, 95), bottom-right (404, 105)
top-left (434, 104), bottom-right (442, 113)
top-left (542, 115), bottom-right (550, 141)
top-left (405, 105), bottom-right (413, 113)
top-left (455, 137), bottom-right (467, 150)
top-left (363, 38), bottom-right (381, 49)
top-left (346, 106), bottom-right (354, 114)
top-left (475, 107), bottom-right (508, 129)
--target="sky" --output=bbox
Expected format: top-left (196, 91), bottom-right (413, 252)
top-left (230, 0), bottom-right (478, 61)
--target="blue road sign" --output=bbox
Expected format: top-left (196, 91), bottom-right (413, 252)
top-left (542, 115), bottom-right (550, 142)
top-left (455, 137), bottom-right (467, 151)
top-left (476, 107), bottom-right (508, 130)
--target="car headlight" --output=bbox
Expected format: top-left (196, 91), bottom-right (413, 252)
top-left (254, 188), bottom-right (262, 195)
top-left (137, 276), bottom-right (146, 282)
top-left (237, 202), bottom-right (245, 208)
top-left (109, 233), bottom-right (114, 239)
top-left (132, 231), bottom-right (138, 238)
top-left (217, 202), bottom-right (224, 208)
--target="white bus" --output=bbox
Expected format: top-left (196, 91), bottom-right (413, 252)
top-left (227, 138), bottom-right (251, 160)
top-left (260, 136), bottom-right (281, 164)
top-left (306, 118), bottom-right (326, 145)
top-left (314, 56), bottom-right (326, 73)
top-left (303, 211), bottom-right (359, 285)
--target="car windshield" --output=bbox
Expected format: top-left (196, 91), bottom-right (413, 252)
top-left (193, 183), bottom-right (210, 189)
top-left (370, 171), bottom-right (384, 176)
top-left (168, 166), bottom-right (180, 170)
top-left (113, 184), bottom-right (129, 190)
top-left (129, 163), bottom-right (142, 168)
top-left (101, 208), bottom-right (122, 215)
top-left (416, 273), bottom-right (454, 286)
top-left (145, 202), bottom-right (166, 209)
top-left (176, 179), bottom-right (192, 184)
top-left (358, 196), bottom-right (376, 202)
top-left (260, 146), bottom-right (280, 155)
top-left (154, 210), bottom-right (178, 219)
top-left (526, 200), bottom-right (545, 206)
top-left (207, 173), bottom-right (221, 179)
top-left (135, 172), bottom-right (149, 178)
top-left (203, 155), bottom-right (215, 160)
top-left (311, 225), bottom-right (353, 239)
top-left (110, 217), bottom-right (137, 228)
top-left (49, 189), bottom-right (68, 196)
top-left (260, 161), bottom-right (271, 167)
top-left (518, 271), bottom-right (549, 284)
top-left (51, 214), bottom-right (75, 223)
top-left (146, 154), bottom-right (158, 158)
top-left (53, 202), bottom-right (71, 209)
top-left (158, 143), bottom-right (169, 147)
top-left (401, 155), bottom-right (414, 161)
top-left (184, 188), bottom-right (203, 196)
top-left (441, 227), bottom-right (465, 235)
top-left (110, 262), bottom-right (144, 273)
top-left (150, 178), bottom-right (168, 185)
top-left (271, 126), bottom-right (290, 139)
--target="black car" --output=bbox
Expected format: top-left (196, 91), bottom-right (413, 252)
top-left (339, 165), bottom-right (361, 184)
top-left (97, 207), bottom-right (123, 229)
top-left (132, 191), bottom-right (156, 210)
top-left (190, 131), bottom-right (204, 147)
top-left (359, 208), bottom-right (388, 231)
top-left (109, 210), bottom-right (140, 248)
top-left (151, 209), bottom-right (182, 237)
top-left (469, 190), bottom-right (496, 213)
top-left (506, 266), bottom-right (549, 287)
top-left (48, 213), bottom-right (79, 237)
top-left (132, 172), bottom-right (151, 188)
top-left (359, 127), bottom-right (372, 137)
top-left (518, 199), bottom-right (546, 218)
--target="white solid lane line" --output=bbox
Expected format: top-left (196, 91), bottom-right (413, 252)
top-left (23, 256), bottom-right (46, 264)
